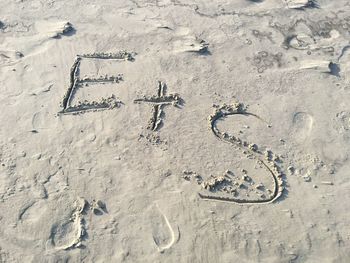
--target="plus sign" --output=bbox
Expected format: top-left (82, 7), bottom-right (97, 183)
top-left (134, 81), bottom-right (182, 131)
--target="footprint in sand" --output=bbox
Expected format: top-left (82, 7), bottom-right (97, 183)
top-left (291, 111), bottom-right (313, 143)
top-left (31, 111), bottom-right (51, 131)
top-left (50, 220), bottom-right (82, 249)
top-left (5, 199), bottom-right (50, 245)
top-left (150, 204), bottom-right (179, 253)
top-left (47, 198), bottom-right (87, 250)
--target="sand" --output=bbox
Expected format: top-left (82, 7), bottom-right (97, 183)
top-left (1, 0), bottom-right (350, 262)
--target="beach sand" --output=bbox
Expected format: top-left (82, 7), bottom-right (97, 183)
top-left (0, 0), bottom-right (350, 262)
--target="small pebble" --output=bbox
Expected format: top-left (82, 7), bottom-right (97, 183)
top-left (33, 153), bottom-right (42, 160)
top-left (303, 175), bottom-right (311, 182)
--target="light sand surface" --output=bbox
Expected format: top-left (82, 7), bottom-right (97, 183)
top-left (1, 0), bottom-right (350, 262)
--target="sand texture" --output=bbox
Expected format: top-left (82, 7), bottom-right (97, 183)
top-left (1, 0), bottom-right (350, 262)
